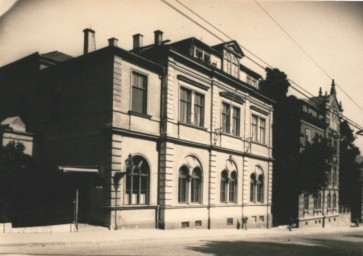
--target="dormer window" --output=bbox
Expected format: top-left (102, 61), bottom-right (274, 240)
top-left (193, 46), bottom-right (211, 65)
top-left (223, 51), bottom-right (239, 78)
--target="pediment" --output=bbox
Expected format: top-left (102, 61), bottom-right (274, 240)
top-left (224, 41), bottom-right (244, 58)
top-left (220, 92), bottom-right (245, 105)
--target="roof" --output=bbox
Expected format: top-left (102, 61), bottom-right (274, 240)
top-left (306, 96), bottom-right (326, 109)
top-left (41, 51), bottom-right (73, 63)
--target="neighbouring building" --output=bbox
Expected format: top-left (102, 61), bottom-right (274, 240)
top-left (0, 28), bottom-right (274, 229)
top-left (263, 75), bottom-right (345, 228)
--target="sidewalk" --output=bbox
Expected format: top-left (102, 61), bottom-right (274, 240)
top-left (1, 225), bottom-right (362, 247)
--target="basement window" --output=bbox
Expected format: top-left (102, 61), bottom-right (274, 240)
top-left (181, 222), bottom-right (189, 228)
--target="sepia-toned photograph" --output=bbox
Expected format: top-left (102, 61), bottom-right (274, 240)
top-left (0, 0), bottom-right (362, 255)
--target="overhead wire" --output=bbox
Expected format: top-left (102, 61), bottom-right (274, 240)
top-left (254, 0), bottom-right (363, 113)
top-left (161, 0), bottom-right (363, 131)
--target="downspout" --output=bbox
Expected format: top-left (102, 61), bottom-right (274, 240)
top-left (157, 67), bottom-right (166, 229)
top-left (208, 68), bottom-right (214, 229)
top-left (266, 109), bottom-right (272, 228)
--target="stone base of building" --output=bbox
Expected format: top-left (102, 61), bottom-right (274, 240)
top-left (297, 213), bottom-right (347, 228)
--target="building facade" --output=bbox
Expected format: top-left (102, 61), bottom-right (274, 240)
top-left (264, 75), bottom-right (345, 228)
top-left (297, 84), bottom-right (342, 228)
top-left (0, 29), bottom-right (274, 229)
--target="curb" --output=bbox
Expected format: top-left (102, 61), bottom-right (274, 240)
top-left (1, 226), bottom-right (362, 247)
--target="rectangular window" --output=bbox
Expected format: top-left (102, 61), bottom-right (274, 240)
top-left (178, 176), bottom-right (187, 203)
top-left (251, 115), bottom-right (258, 142)
top-left (259, 216), bottom-right (264, 222)
top-left (132, 72), bottom-right (147, 114)
top-left (220, 180), bottom-right (227, 203)
top-left (304, 194), bottom-right (309, 212)
top-left (232, 107), bottom-right (240, 136)
top-left (181, 222), bottom-right (189, 228)
top-left (229, 181), bottom-right (236, 203)
top-left (259, 118), bottom-right (265, 144)
top-left (222, 103), bottom-right (231, 133)
top-left (194, 93), bottom-right (204, 127)
top-left (180, 88), bottom-right (192, 124)
top-left (251, 115), bottom-right (266, 144)
top-left (305, 128), bottom-right (311, 144)
top-left (227, 218), bottom-right (233, 225)
top-left (195, 220), bottom-right (202, 227)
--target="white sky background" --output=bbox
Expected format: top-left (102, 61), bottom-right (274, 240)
top-left (0, 0), bottom-right (362, 152)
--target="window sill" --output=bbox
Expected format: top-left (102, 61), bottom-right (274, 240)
top-left (128, 110), bottom-right (152, 119)
top-left (250, 140), bottom-right (268, 147)
top-left (220, 132), bottom-right (241, 139)
top-left (178, 122), bottom-right (207, 131)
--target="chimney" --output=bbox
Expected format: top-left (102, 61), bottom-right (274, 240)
top-left (83, 28), bottom-right (96, 54)
top-left (108, 37), bottom-right (118, 47)
top-left (133, 33), bottom-right (143, 49)
top-left (154, 30), bottom-right (163, 46)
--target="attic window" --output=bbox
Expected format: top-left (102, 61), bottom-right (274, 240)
top-left (194, 46), bottom-right (211, 65)
top-left (247, 76), bottom-right (258, 88)
top-left (224, 51), bottom-right (239, 78)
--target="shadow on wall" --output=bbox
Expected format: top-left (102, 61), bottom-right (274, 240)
top-left (185, 236), bottom-right (363, 256)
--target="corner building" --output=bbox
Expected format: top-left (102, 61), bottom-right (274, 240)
top-left (0, 29), bottom-right (274, 229)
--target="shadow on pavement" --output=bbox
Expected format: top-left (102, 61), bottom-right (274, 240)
top-left (186, 237), bottom-right (363, 256)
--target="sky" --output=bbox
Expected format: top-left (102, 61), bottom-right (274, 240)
top-left (0, 0), bottom-right (362, 152)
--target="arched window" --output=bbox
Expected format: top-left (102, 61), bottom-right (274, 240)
top-left (178, 156), bottom-right (203, 204)
top-left (191, 168), bottom-right (202, 203)
top-left (220, 170), bottom-right (228, 203)
top-left (178, 166), bottom-right (188, 203)
top-left (327, 193), bottom-right (331, 209)
top-left (229, 171), bottom-right (237, 203)
top-left (257, 175), bottom-right (264, 203)
top-left (250, 166), bottom-right (264, 203)
top-left (250, 173), bottom-right (256, 202)
top-left (126, 155), bottom-right (149, 205)
top-left (224, 51), bottom-right (231, 74)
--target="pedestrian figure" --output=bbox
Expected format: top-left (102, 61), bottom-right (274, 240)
top-left (288, 217), bottom-right (293, 231)
top-left (242, 217), bottom-right (248, 230)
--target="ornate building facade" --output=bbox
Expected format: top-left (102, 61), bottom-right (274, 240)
top-left (0, 29), bottom-right (274, 229)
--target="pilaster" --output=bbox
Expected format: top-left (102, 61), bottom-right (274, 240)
top-left (159, 141), bottom-right (175, 206)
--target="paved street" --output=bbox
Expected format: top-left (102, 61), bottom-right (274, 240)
top-left (1, 228), bottom-right (362, 256)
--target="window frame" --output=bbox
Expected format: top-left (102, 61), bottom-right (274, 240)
top-left (179, 86), bottom-right (205, 128)
top-left (131, 71), bottom-right (148, 115)
top-left (222, 102), bottom-right (241, 137)
top-left (220, 170), bottom-right (228, 203)
top-left (178, 164), bottom-right (203, 205)
top-left (178, 166), bottom-right (189, 203)
top-left (251, 114), bottom-right (266, 144)
top-left (250, 167), bottom-right (264, 203)
top-left (125, 155), bottom-right (150, 205)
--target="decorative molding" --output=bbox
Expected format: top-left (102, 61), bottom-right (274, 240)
top-left (219, 92), bottom-right (245, 105)
top-left (177, 75), bottom-right (209, 91)
top-left (250, 106), bottom-right (269, 116)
